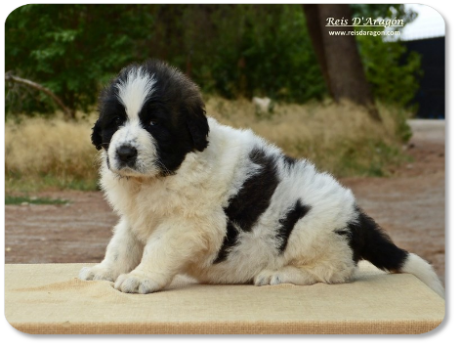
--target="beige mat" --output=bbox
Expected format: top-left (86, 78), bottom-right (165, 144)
top-left (5, 262), bottom-right (444, 334)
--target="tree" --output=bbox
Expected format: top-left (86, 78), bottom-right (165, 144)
top-left (5, 4), bottom-right (420, 117)
top-left (5, 4), bottom-right (156, 116)
top-left (302, 4), bottom-right (381, 121)
top-left (5, 72), bottom-right (73, 119)
top-left (351, 4), bottom-right (421, 107)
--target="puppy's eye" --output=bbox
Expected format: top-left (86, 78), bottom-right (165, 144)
top-left (112, 116), bottom-right (124, 126)
top-left (148, 119), bottom-right (157, 127)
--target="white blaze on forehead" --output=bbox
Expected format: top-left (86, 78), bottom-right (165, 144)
top-left (116, 68), bottom-right (156, 121)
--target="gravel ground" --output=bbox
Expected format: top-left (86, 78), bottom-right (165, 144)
top-left (5, 120), bottom-right (445, 283)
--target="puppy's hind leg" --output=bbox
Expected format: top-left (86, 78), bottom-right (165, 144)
top-left (254, 263), bottom-right (356, 286)
top-left (254, 266), bottom-right (318, 286)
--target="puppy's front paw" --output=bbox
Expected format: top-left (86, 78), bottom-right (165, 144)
top-left (79, 265), bottom-right (116, 282)
top-left (114, 271), bottom-right (166, 294)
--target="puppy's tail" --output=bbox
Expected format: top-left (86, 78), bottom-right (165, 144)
top-left (349, 207), bottom-right (444, 298)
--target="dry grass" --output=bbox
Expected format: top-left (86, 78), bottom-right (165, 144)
top-left (5, 117), bottom-right (100, 192)
top-left (5, 97), bottom-right (412, 193)
top-left (206, 96), bottom-right (412, 176)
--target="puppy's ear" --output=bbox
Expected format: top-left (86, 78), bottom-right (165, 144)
top-left (185, 101), bottom-right (209, 152)
top-left (91, 120), bottom-right (103, 150)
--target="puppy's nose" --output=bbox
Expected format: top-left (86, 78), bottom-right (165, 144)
top-left (116, 145), bottom-right (137, 166)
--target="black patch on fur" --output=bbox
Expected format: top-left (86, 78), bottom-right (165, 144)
top-left (95, 87), bottom-right (130, 151)
top-left (213, 147), bottom-right (280, 264)
top-left (137, 60), bottom-right (209, 173)
top-left (277, 200), bottom-right (310, 253)
top-left (184, 104), bottom-right (209, 151)
top-left (91, 120), bottom-right (103, 150)
top-left (343, 207), bottom-right (408, 271)
top-left (213, 221), bottom-right (240, 264)
top-left (225, 147), bottom-right (280, 232)
top-left (283, 155), bottom-right (297, 169)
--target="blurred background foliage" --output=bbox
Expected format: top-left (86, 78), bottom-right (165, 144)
top-left (5, 4), bottom-right (420, 117)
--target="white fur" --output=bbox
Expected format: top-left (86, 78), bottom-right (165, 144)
top-left (79, 71), bottom-right (443, 297)
top-left (107, 119), bottom-right (159, 177)
top-left (107, 70), bottom-right (160, 177)
top-left (80, 117), bottom-right (360, 293)
top-left (401, 253), bottom-right (445, 298)
top-left (116, 68), bottom-right (156, 121)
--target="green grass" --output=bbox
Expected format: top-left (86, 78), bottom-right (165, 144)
top-left (5, 173), bottom-right (99, 194)
top-left (333, 141), bottom-right (412, 178)
top-left (5, 195), bottom-right (69, 205)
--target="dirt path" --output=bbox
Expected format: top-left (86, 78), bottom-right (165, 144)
top-left (5, 120), bottom-right (445, 283)
top-left (341, 120), bottom-right (445, 283)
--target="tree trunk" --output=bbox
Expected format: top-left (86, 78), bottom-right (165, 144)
top-left (5, 72), bottom-right (75, 120)
top-left (302, 4), bottom-right (381, 121)
top-left (303, 4), bottom-right (332, 94)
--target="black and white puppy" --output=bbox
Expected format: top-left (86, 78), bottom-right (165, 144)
top-left (80, 60), bottom-right (444, 298)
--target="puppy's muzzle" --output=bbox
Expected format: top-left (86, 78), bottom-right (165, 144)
top-left (116, 145), bottom-right (138, 168)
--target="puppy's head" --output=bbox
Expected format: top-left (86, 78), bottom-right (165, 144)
top-left (91, 60), bottom-right (209, 177)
